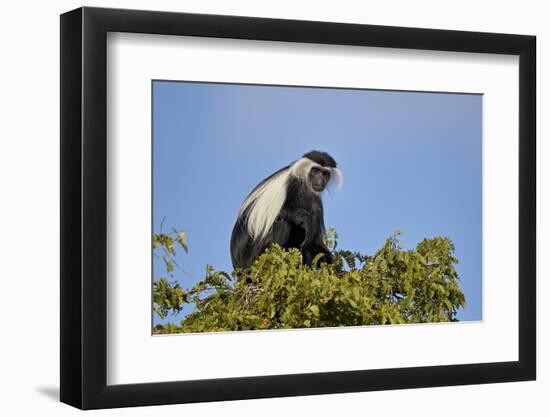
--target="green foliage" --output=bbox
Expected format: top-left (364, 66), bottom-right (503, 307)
top-left (152, 227), bottom-right (190, 319)
top-left (153, 230), bottom-right (466, 334)
top-left (153, 278), bottom-right (186, 320)
top-left (153, 229), bottom-right (188, 275)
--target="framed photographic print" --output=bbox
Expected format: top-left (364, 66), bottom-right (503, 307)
top-left (60, 6), bottom-right (536, 409)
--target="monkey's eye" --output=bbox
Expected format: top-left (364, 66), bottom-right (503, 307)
top-left (310, 166), bottom-right (321, 175)
top-left (322, 170), bottom-right (331, 180)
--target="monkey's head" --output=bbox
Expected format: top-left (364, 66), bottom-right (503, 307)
top-left (236, 150), bottom-right (342, 243)
top-left (291, 150), bottom-right (342, 194)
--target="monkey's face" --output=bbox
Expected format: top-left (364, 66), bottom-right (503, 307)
top-left (308, 165), bottom-right (331, 192)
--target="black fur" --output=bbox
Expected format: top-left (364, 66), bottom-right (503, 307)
top-left (230, 151), bottom-right (337, 269)
top-left (302, 150), bottom-right (337, 168)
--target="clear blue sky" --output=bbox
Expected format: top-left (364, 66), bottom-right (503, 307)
top-left (153, 80), bottom-right (482, 326)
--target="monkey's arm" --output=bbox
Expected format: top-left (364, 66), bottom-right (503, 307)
top-left (285, 208), bottom-right (317, 247)
top-left (289, 209), bottom-right (334, 264)
top-left (270, 214), bottom-right (292, 246)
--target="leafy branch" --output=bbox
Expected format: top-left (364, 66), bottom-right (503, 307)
top-left (153, 228), bottom-right (466, 333)
top-left (152, 221), bottom-right (191, 319)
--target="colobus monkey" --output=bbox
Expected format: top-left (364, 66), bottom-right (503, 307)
top-left (230, 151), bottom-right (342, 269)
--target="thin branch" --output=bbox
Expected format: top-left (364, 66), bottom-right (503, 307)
top-left (159, 216), bottom-right (167, 234)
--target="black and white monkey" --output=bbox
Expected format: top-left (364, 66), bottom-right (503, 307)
top-left (230, 151), bottom-right (342, 269)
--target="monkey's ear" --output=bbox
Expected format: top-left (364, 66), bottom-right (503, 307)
top-left (328, 168), bottom-right (343, 192)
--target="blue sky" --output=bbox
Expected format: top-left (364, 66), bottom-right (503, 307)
top-left (153, 80), bottom-right (482, 326)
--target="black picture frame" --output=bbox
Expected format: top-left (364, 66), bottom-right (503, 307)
top-left (60, 6), bottom-right (536, 410)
